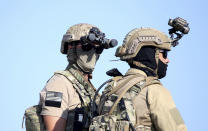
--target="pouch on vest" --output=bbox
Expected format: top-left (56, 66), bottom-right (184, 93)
top-left (89, 74), bottom-right (146, 131)
top-left (89, 98), bottom-right (135, 131)
top-left (23, 105), bottom-right (46, 131)
top-left (89, 114), bottom-right (130, 131)
top-left (55, 70), bottom-right (94, 130)
top-left (73, 107), bottom-right (90, 131)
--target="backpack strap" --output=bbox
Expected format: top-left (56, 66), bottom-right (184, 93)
top-left (145, 76), bottom-right (161, 86)
top-left (111, 76), bottom-right (123, 88)
top-left (107, 74), bottom-right (143, 97)
top-left (55, 70), bottom-right (93, 130)
top-left (55, 70), bottom-right (77, 83)
top-left (109, 75), bottom-right (145, 115)
top-left (108, 76), bottom-right (160, 115)
top-left (54, 70), bottom-right (91, 107)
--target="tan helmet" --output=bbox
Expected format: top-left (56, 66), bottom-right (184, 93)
top-left (61, 23), bottom-right (98, 54)
top-left (115, 27), bottom-right (172, 61)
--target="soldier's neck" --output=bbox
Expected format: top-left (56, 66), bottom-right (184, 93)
top-left (66, 63), bottom-right (90, 81)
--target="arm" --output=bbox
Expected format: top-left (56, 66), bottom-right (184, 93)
top-left (43, 116), bottom-right (66, 131)
top-left (40, 74), bottom-right (80, 131)
top-left (148, 85), bottom-right (187, 131)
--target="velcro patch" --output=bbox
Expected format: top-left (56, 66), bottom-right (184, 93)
top-left (170, 107), bottom-right (185, 125)
top-left (45, 91), bottom-right (63, 108)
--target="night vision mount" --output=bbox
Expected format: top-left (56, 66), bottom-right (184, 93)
top-left (168, 17), bottom-right (190, 47)
top-left (80, 27), bottom-right (118, 50)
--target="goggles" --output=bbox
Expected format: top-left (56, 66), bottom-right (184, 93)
top-left (81, 43), bottom-right (104, 54)
top-left (159, 49), bottom-right (168, 58)
top-left (67, 41), bottom-right (104, 54)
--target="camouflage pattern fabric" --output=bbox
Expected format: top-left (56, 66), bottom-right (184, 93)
top-left (89, 74), bottom-right (146, 131)
top-left (24, 105), bottom-right (46, 131)
top-left (24, 66), bottom-right (96, 131)
top-left (55, 67), bottom-right (96, 130)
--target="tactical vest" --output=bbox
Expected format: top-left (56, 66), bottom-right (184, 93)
top-left (56, 67), bottom-right (96, 131)
top-left (24, 67), bottom-right (97, 131)
top-left (89, 74), bottom-right (160, 131)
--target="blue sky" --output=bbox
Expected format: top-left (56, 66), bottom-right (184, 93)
top-left (1, 0), bottom-right (208, 130)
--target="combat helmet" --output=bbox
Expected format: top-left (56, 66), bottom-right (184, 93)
top-left (116, 27), bottom-right (172, 60)
top-left (61, 23), bottom-right (99, 54)
top-left (115, 27), bottom-right (172, 75)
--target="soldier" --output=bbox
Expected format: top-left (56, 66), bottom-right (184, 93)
top-left (39, 23), bottom-right (117, 131)
top-left (90, 28), bottom-right (187, 131)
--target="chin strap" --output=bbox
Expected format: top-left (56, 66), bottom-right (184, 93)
top-left (155, 49), bottom-right (160, 78)
top-left (128, 59), bottom-right (154, 72)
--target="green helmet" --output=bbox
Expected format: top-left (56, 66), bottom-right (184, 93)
top-left (61, 23), bottom-right (99, 54)
top-left (115, 27), bottom-right (172, 61)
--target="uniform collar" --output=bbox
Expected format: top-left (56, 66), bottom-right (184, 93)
top-left (66, 64), bottom-right (96, 91)
top-left (125, 68), bottom-right (147, 77)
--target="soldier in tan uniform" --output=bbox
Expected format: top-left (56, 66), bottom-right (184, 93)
top-left (90, 28), bottom-right (187, 131)
top-left (39, 23), bottom-right (117, 131)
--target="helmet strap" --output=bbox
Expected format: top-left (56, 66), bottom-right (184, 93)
top-left (129, 60), bottom-right (155, 74)
top-left (155, 49), bottom-right (160, 78)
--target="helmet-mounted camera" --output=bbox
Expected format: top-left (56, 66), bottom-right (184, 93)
top-left (168, 17), bottom-right (190, 47)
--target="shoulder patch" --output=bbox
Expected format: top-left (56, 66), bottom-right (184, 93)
top-left (45, 91), bottom-right (63, 108)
